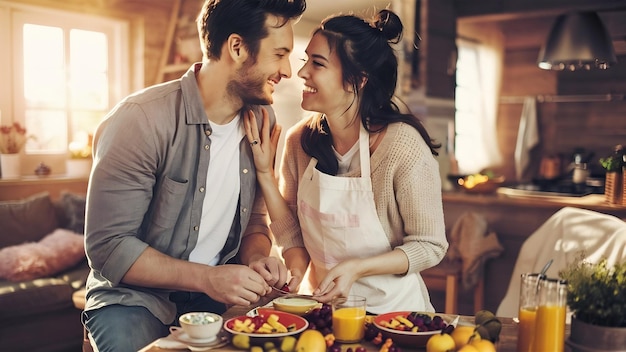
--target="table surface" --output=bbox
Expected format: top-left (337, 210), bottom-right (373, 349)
top-left (139, 302), bottom-right (573, 352)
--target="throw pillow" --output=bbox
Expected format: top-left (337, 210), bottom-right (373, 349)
top-left (0, 192), bottom-right (59, 249)
top-left (0, 228), bottom-right (85, 282)
top-left (59, 191), bottom-right (87, 234)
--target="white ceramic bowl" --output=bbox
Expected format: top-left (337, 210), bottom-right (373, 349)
top-left (178, 312), bottom-right (223, 340)
top-left (273, 297), bottom-right (320, 316)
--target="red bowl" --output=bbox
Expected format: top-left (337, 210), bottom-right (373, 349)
top-left (224, 308), bottom-right (308, 338)
top-left (373, 311), bottom-right (448, 347)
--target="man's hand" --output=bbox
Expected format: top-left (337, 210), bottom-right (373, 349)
top-left (201, 264), bottom-right (271, 306)
top-left (249, 256), bottom-right (290, 292)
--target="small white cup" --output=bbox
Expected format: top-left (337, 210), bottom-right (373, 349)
top-left (175, 312), bottom-right (222, 340)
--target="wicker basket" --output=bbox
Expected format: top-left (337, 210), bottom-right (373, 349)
top-left (622, 172), bottom-right (626, 206)
top-left (605, 172), bottom-right (622, 205)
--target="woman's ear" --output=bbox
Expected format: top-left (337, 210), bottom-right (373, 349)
top-left (226, 34), bottom-right (249, 64)
top-left (359, 76), bottom-right (368, 90)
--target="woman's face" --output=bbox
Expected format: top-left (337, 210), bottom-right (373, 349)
top-left (297, 32), bottom-right (356, 118)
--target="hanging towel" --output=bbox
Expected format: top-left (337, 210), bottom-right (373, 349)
top-left (447, 212), bottom-right (504, 291)
top-left (514, 96), bottom-right (540, 181)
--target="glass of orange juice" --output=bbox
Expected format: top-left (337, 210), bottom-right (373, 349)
top-left (517, 273), bottom-right (544, 352)
top-left (533, 277), bottom-right (567, 352)
top-left (332, 295), bottom-right (367, 343)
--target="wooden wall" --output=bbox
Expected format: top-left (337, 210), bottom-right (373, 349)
top-left (462, 14), bottom-right (626, 181)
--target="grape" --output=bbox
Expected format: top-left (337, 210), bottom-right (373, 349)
top-left (329, 344), bottom-right (341, 352)
top-left (364, 324), bottom-right (379, 341)
top-left (443, 324), bottom-right (455, 334)
top-left (320, 327), bottom-right (332, 336)
top-left (432, 316), bottom-right (443, 326)
top-left (315, 318), bottom-right (326, 329)
top-left (355, 347), bottom-right (367, 352)
top-left (320, 304), bottom-right (332, 316)
top-left (346, 348), bottom-right (353, 352)
top-left (281, 283), bottom-right (290, 292)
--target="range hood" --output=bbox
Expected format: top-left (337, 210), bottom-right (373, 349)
top-left (537, 11), bottom-right (617, 71)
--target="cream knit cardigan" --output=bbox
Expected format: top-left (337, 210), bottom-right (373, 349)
top-left (269, 118), bottom-right (448, 277)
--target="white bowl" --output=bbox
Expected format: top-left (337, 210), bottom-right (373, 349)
top-left (273, 297), bottom-right (320, 316)
top-left (178, 312), bottom-right (223, 340)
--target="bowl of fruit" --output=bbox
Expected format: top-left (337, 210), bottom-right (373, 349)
top-left (224, 308), bottom-right (308, 338)
top-left (458, 173), bottom-right (505, 194)
top-left (373, 311), bottom-right (452, 347)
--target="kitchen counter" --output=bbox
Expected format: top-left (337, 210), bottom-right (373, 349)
top-left (440, 190), bottom-right (626, 315)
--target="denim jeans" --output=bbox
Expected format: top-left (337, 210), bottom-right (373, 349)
top-left (83, 292), bottom-right (227, 352)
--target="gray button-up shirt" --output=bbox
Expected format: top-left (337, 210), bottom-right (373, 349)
top-left (84, 65), bottom-right (274, 324)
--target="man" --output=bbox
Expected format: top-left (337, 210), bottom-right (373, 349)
top-left (82, 0), bottom-right (306, 350)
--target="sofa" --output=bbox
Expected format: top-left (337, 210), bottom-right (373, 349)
top-left (0, 191), bottom-right (89, 352)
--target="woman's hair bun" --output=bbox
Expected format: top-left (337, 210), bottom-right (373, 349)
top-left (373, 9), bottom-right (403, 44)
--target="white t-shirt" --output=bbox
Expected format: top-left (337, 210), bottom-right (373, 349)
top-left (333, 141), bottom-right (360, 174)
top-left (189, 114), bottom-right (244, 265)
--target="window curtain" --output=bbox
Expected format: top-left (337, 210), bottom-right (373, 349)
top-left (455, 23), bottom-right (504, 174)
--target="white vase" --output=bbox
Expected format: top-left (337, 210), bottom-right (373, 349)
top-left (66, 159), bottom-right (92, 177)
top-left (0, 154), bottom-right (21, 179)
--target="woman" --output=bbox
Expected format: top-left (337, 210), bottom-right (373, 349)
top-left (245, 9), bottom-right (448, 314)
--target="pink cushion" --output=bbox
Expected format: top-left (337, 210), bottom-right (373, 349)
top-left (0, 229), bottom-right (85, 282)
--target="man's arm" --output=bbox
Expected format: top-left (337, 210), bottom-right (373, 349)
top-left (122, 246), bottom-right (271, 306)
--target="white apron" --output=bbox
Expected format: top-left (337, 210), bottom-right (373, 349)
top-left (297, 125), bottom-right (429, 314)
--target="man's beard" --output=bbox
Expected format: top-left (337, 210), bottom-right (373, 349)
top-left (228, 59), bottom-right (273, 105)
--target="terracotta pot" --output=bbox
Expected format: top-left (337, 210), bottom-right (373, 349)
top-left (566, 316), bottom-right (626, 351)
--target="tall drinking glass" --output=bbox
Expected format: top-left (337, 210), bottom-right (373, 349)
top-left (517, 273), bottom-right (544, 352)
top-left (332, 295), bottom-right (367, 343)
top-left (533, 277), bottom-right (567, 352)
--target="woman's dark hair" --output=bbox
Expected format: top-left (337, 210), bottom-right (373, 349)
top-left (197, 0), bottom-right (306, 60)
top-left (301, 9), bottom-right (441, 175)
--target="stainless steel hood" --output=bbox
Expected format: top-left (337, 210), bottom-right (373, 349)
top-left (537, 12), bottom-right (617, 71)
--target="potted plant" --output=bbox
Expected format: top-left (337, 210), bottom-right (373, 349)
top-left (0, 122), bottom-right (30, 178)
top-left (599, 145), bottom-right (624, 204)
top-left (559, 253), bottom-right (626, 351)
top-left (66, 133), bottom-right (93, 177)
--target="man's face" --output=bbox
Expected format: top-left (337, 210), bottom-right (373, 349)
top-left (229, 16), bottom-right (294, 105)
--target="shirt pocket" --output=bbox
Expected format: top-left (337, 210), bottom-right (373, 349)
top-left (151, 176), bottom-right (188, 230)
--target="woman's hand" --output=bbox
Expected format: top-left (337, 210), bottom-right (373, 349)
top-left (243, 108), bottom-right (282, 175)
top-left (312, 259), bottom-right (361, 302)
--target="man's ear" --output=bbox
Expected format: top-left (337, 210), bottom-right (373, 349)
top-left (227, 33), bottom-right (248, 64)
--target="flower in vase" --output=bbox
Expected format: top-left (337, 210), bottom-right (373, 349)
top-left (0, 122), bottom-right (30, 154)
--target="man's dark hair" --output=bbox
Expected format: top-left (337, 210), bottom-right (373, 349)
top-left (197, 0), bottom-right (306, 60)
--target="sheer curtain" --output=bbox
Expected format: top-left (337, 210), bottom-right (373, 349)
top-left (454, 23), bottom-right (504, 174)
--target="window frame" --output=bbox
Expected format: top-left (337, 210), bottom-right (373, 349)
top-left (0, 1), bottom-right (133, 173)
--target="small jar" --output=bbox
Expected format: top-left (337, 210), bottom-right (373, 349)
top-left (573, 163), bottom-right (588, 184)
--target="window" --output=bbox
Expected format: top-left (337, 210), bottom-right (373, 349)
top-left (454, 38), bottom-right (502, 174)
top-left (1, 2), bottom-right (130, 157)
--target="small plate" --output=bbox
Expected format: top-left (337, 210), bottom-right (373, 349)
top-left (224, 308), bottom-right (308, 338)
top-left (169, 326), bottom-right (225, 347)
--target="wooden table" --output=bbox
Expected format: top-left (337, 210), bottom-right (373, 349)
top-left (140, 302), bottom-right (572, 352)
